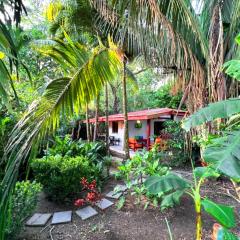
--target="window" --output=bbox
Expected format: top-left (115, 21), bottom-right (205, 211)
top-left (112, 121), bottom-right (118, 133)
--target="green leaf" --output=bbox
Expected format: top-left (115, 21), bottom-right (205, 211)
top-left (217, 228), bottom-right (240, 240)
top-left (194, 167), bottom-right (220, 179)
top-left (183, 99), bottom-right (240, 131)
top-left (116, 196), bottom-right (125, 210)
top-left (144, 173), bottom-right (189, 195)
top-left (203, 131), bottom-right (240, 180)
top-left (160, 190), bottom-right (185, 210)
top-left (202, 199), bottom-right (236, 229)
top-left (223, 60), bottom-right (240, 80)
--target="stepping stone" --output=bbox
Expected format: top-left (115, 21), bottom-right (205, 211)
top-left (106, 190), bottom-right (122, 199)
top-left (51, 211), bottom-right (72, 225)
top-left (76, 206), bottom-right (98, 220)
top-left (26, 213), bottom-right (52, 226)
top-left (95, 198), bottom-right (114, 210)
top-left (114, 184), bottom-right (127, 192)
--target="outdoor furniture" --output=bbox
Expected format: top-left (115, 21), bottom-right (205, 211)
top-left (128, 138), bottom-right (144, 151)
top-left (109, 136), bottom-right (120, 146)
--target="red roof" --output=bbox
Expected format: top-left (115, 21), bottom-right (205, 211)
top-left (87, 108), bottom-right (187, 123)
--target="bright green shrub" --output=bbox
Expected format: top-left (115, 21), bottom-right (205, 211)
top-left (5, 181), bottom-right (42, 239)
top-left (31, 155), bottom-right (103, 202)
top-left (46, 135), bottom-right (107, 161)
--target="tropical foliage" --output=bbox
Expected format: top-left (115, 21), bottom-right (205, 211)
top-left (92, 0), bottom-right (240, 112)
top-left (145, 167), bottom-right (238, 240)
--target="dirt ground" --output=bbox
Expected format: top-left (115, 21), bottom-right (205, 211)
top-left (19, 177), bottom-right (240, 240)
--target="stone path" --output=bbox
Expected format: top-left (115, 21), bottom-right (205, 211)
top-left (26, 183), bottom-right (128, 227)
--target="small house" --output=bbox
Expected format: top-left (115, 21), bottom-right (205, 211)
top-left (88, 108), bottom-right (187, 150)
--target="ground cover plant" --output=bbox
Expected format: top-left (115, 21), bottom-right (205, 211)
top-left (5, 181), bottom-right (42, 240)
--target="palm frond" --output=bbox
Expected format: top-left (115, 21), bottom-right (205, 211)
top-left (0, 39), bottom-right (122, 239)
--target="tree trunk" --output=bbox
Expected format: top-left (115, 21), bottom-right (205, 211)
top-left (86, 104), bottom-right (90, 142)
top-left (122, 57), bottom-right (130, 159)
top-left (105, 84), bottom-right (110, 155)
top-left (109, 83), bottom-right (120, 113)
top-left (93, 94), bottom-right (100, 141)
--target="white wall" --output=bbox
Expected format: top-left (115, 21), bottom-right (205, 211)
top-left (128, 120), bottom-right (148, 138)
top-left (108, 116), bottom-right (183, 147)
top-left (109, 121), bottom-right (124, 147)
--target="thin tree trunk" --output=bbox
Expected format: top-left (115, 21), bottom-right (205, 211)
top-left (93, 94), bottom-right (100, 141)
top-left (122, 57), bottom-right (130, 159)
top-left (105, 84), bottom-right (110, 155)
top-left (86, 104), bottom-right (90, 142)
top-left (109, 83), bottom-right (120, 113)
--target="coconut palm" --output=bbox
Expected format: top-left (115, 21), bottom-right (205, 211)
top-left (91, 0), bottom-right (240, 112)
top-left (0, 34), bottom-right (122, 239)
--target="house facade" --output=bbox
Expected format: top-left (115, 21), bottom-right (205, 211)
top-left (88, 108), bottom-right (187, 149)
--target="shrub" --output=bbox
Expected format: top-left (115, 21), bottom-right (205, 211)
top-left (5, 181), bottom-right (42, 239)
top-left (162, 121), bottom-right (189, 167)
top-left (31, 155), bottom-right (103, 202)
top-left (46, 135), bottom-right (106, 161)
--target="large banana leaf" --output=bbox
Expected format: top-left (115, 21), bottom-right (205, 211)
top-left (144, 173), bottom-right (190, 195)
top-left (183, 99), bottom-right (240, 131)
top-left (160, 190), bottom-right (185, 210)
top-left (203, 131), bottom-right (240, 180)
top-left (202, 198), bottom-right (236, 229)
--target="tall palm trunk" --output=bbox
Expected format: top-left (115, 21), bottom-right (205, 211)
top-left (109, 83), bottom-right (120, 113)
top-left (122, 57), bottom-right (130, 159)
top-left (105, 84), bottom-right (110, 155)
top-left (86, 103), bottom-right (90, 142)
top-left (93, 94), bottom-right (100, 141)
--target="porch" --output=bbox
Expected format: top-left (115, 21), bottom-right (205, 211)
top-left (110, 145), bottom-right (138, 159)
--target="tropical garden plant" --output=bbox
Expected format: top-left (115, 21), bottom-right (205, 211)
top-left (0, 31), bottom-right (123, 240)
top-left (145, 166), bottom-right (238, 240)
top-left (116, 146), bottom-right (169, 209)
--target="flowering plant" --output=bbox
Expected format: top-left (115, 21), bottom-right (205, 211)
top-left (74, 177), bottom-right (101, 207)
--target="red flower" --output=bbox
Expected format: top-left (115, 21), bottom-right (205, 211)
top-left (81, 177), bottom-right (89, 188)
top-left (74, 198), bottom-right (85, 207)
top-left (86, 192), bottom-right (98, 202)
top-left (88, 180), bottom-right (96, 190)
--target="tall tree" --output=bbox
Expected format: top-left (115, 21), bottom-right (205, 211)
top-left (86, 103), bottom-right (90, 142)
top-left (92, 0), bottom-right (240, 113)
top-left (105, 84), bottom-right (110, 155)
top-left (122, 57), bottom-right (130, 159)
top-left (93, 93), bottom-right (100, 141)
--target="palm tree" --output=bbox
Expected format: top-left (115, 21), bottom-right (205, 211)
top-left (122, 56), bottom-right (130, 159)
top-left (92, 0), bottom-right (240, 113)
top-left (105, 84), bottom-right (110, 155)
top-left (0, 35), bottom-right (122, 240)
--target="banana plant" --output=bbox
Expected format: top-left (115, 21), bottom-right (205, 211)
top-left (145, 167), bottom-right (238, 240)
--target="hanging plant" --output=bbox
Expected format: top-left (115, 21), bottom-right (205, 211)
top-left (135, 121), bottom-right (142, 129)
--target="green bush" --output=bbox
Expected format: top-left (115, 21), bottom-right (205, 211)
top-left (46, 135), bottom-right (106, 161)
top-left (163, 121), bottom-right (189, 167)
top-left (31, 155), bottom-right (103, 202)
top-left (5, 181), bottom-right (42, 239)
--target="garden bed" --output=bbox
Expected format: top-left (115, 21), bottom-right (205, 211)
top-left (19, 177), bottom-right (240, 240)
